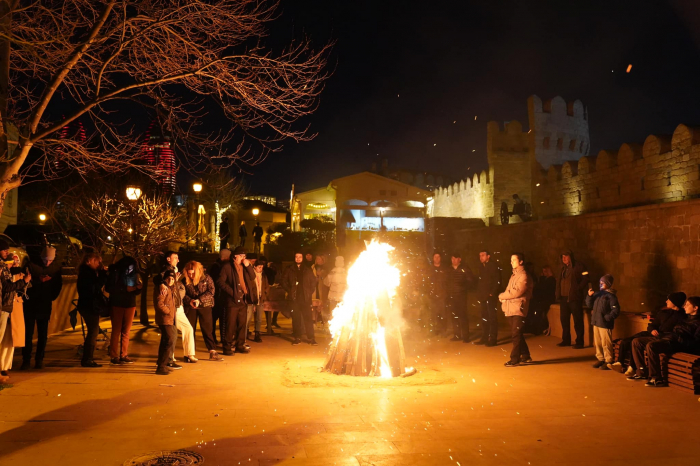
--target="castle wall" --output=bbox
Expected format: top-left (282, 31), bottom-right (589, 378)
top-left (537, 124), bottom-right (700, 218)
top-left (528, 95), bottom-right (590, 169)
top-left (431, 168), bottom-right (494, 224)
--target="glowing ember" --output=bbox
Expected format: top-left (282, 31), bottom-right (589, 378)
top-left (324, 240), bottom-right (407, 378)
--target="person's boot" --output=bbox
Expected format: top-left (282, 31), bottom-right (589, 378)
top-left (35, 360), bottom-right (45, 370)
top-left (253, 331), bottom-right (263, 343)
top-left (20, 359), bottom-right (31, 371)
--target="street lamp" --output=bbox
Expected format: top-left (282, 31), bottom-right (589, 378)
top-left (126, 185), bottom-right (142, 201)
top-left (193, 182), bottom-right (203, 193)
top-left (38, 213), bottom-right (47, 222)
top-left (379, 207), bottom-right (386, 229)
top-left (252, 207), bottom-right (260, 218)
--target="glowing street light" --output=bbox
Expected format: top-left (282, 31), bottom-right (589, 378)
top-left (193, 182), bottom-right (203, 193)
top-left (252, 207), bottom-right (260, 217)
top-left (126, 185), bottom-right (142, 201)
top-left (39, 213), bottom-right (47, 222)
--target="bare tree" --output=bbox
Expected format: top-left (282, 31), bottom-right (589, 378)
top-left (0, 1), bottom-right (330, 213)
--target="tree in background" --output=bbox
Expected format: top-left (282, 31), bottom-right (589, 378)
top-left (0, 0), bottom-right (330, 213)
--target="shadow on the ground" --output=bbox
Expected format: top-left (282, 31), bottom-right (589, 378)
top-left (530, 354), bottom-right (595, 365)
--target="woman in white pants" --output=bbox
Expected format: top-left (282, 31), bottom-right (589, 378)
top-left (172, 274), bottom-right (197, 363)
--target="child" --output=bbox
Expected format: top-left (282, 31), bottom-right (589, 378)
top-left (154, 270), bottom-right (178, 375)
top-left (586, 274), bottom-right (620, 370)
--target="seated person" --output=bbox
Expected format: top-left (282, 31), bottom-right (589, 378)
top-left (613, 292), bottom-right (686, 375)
top-left (629, 296), bottom-right (700, 387)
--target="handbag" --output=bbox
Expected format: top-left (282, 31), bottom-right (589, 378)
top-left (94, 292), bottom-right (110, 318)
top-left (11, 296), bottom-right (25, 348)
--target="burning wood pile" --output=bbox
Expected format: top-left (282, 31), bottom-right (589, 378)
top-left (323, 241), bottom-right (412, 378)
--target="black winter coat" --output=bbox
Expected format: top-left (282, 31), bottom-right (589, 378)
top-left (648, 308), bottom-right (686, 334)
top-left (477, 261), bottom-right (501, 299)
top-left (555, 253), bottom-right (590, 302)
top-left (666, 314), bottom-right (700, 354)
top-left (281, 264), bottom-right (316, 303)
top-left (217, 261), bottom-right (256, 307)
top-left (77, 264), bottom-right (108, 314)
top-left (586, 290), bottom-right (621, 330)
top-left (445, 265), bottom-right (473, 296)
top-left (24, 258), bottom-right (63, 317)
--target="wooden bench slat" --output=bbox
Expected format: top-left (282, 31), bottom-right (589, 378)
top-left (669, 383), bottom-right (698, 394)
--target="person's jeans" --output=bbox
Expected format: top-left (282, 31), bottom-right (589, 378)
top-left (617, 331), bottom-right (652, 369)
top-left (508, 315), bottom-right (530, 364)
top-left (291, 300), bottom-right (315, 340)
top-left (109, 306), bottom-right (135, 359)
top-left (174, 306), bottom-right (195, 357)
top-left (0, 311), bottom-right (13, 371)
top-left (222, 305), bottom-right (247, 352)
top-left (480, 298), bottom-right (499, 343)
top-left (157, 325), bottom-right (177, 369)
top-left (446, 294), bottom-right (468, 340)
top-left (645, 339), bottom-right (676, 379)
top-left (247, 304), bottom-right (263, 333)
top-left (79, 310), bottom-right (101, 364)
top-left (22, 311), bottom-right (50, 362)
top-left (593, 326), bottom-right (613, 363)
top-left (559, 299), bottom-right (584, 345)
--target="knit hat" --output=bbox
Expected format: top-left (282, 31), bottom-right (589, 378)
top-left (232, 246), bottom-right (246, 256)
top-left (667, 292), bottom-right (687, 309)
top-left (162, 270), bottom-right (176, 281)
top-left (41, 246), bottom-right (57, 261)
top-left (600, 274), bottom-right (614, 288)
top-left (0, 238), bottom-right (9, 251)
top-left (219, 248), bottom-right (231, 260)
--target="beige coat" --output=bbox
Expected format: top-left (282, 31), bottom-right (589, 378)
top-left (498, 266), bottom-right (532, 317)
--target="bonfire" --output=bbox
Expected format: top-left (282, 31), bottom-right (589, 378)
top-left (323, 241), bottom-right (410, 377)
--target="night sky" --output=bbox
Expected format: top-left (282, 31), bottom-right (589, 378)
top-left (244, 0), bottom-right (700, 199)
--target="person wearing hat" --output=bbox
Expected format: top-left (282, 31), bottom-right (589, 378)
top-left (21, 246), bottom-right (63, 370)
top-left (216, 246), bottom-right (257, 354)
top-left (0, 238), bottom-right (31, 376)
top-left (208, 248), bottom-right (231, 345)
top-left (154, 270), bottom-right (179, 375)
top-left (281, 251), bottom-right (317, 345)
top-left (586, 274), bottom-right (620, 370)
top-left (614, 291), bottom-right (687, 376)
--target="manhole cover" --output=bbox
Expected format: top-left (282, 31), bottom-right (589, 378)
top-left (124, 450), bottom-right (203, 465)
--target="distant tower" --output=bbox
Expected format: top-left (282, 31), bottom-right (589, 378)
top-left (140, 121), bottom-right (177, 195)
top-left (55, 119), bottom-right (87, 171)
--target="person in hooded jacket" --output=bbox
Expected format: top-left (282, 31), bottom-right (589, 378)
top-left (106, 256), bottom-right (142, 365)
top-left (585, 274), bottom-right (620, 370)
top-left (76, 253), bottom-right (109, 368)
top-left (630, 296), bottom-right (700, 387)
top-left (324, 256), bottom-right (348, 315)
top-left (612, 292), bottom-right (686, 375)
top-left (556, 250), bottom-right (590, 348)
top-left (499, 253), bottom-right (534, 367)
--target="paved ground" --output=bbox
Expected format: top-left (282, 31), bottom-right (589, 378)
top-left (1, 317), bottom-right (699, 466)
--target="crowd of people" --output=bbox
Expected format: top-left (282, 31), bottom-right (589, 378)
top-left (424, 248), bottom-right (700, 385)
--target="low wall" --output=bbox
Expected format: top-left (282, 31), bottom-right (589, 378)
top-left (430, 197), bottom-right (700, 316)
top-left (546, 304), bottom-right (648, 345)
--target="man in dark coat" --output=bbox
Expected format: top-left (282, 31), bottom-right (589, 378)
top-left (219, 217), bottom-right (230, 251)
top-left (475, 250), bottom-right (501, 346)
top-left (445, 253), bottom-right (474, 342)
top-left (281, 251), bottom-right (317, 345)
top-left (425, 251), bottom-right (446, 336)
top-left (252, 222), bottom-right (264, 255)
top-left (238, 221), bottom-right (247, 248)
top-left (208, 248), bottom-right (231, 345)
top-left (22, 246), bottom-right (63, 370)
top-left (216, 246), bottom-right (256, 354)
top-left (555, 250), bottom-right (590, 348)
top-left (613, 292), bottom-right (686, 375)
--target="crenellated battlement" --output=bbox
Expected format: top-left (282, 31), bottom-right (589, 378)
top-left (536, 124), bottom-right (700, 217)
top-left (432, 167), bottom-right (495, 223)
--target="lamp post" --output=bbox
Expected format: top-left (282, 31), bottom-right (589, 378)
top-left (193, 182), bottom-right (203, 251)
top-left (379, 207), bottom-right (386, 229)
top-left (252, 207), bottom-right (260, 220)
top-left (38, 213), bottom-right (47, 223)
top-left (125, 185), bottom-right (142, 242)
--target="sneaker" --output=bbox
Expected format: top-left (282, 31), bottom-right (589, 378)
top-left (272, 323), bottom-right (282, 329)
top-left (556, 341), bottom-right (571, 347)
top-left (81, 360), bottom-right (102, 368)
top-left (627, 374), bottom-right (645, 381)
top-left (592, 360), bottom-right (605, 368)
top-left (120, 357), bottom-right (135, 364)
top-left (110, 358), bottom-right (122, 365)
top-left (609, 362), bottom-right (624, 373)
top-left (34, 360), bottom-right (45, 369)
top-left (168, 362), bottom-right (183, 370)
top-left (183, 356), bottom-right (198, 363)
top-left (310, 340), bottom-right (319, 346)
top-left (209, 352), bottom-right (224, 362)
top-left (600, 363), bottom-right (611, 370)
top-left (292, 339), bottom-right (301, 346)
top-left (235, 347), bottom-right (250, 354)
top-left (504, 361), bottom-right (520, 367)
top-left (20, 360), bottom-right (30, 371)
top-left (222, 350), bottom-right (234, 356)
top-left (521, 357), bottom-right (533, 364)
top-left (253, 332), bottom-right (263, 343)
top-left (645, 378), bottom-right (668, 387)
top-left (155, 367), bottom-right (171, 375)
top-left (624, 366), bottom-right (635, 376)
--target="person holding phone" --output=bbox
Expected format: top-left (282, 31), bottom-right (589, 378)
top-left (106, 256), bottom-right (142, 365)
top-left (0, 239), bottom-right (31, 379)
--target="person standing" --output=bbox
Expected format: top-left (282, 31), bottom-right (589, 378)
top-left (106, 256), bottom-right (142, 365)
top-left (425, 252), bottom-right (446, 336)
top-left (556, 250), bottom-right (590, 349)
top-left (499, 253), bottom-right (533, 367)
top-left (311, 254), bottom-right (328, 325)
top-left (614, 292), bottom-right (686, 375)
top-left (324, 256), bottom-right (348, 315)
top-left (586, 274), bottom-right (620, 370)
top-left (209, 248), bottom-right (231, 345)
top-left (238, 221), bottom-right (247, 248)
top-left (249, 260), bottom-right (268, 339)
top-left (183, 261), bottom-right (222, 361)
top-left (445, 253), bottom-right (473, 342)
top-left (252, 222), bottom-right (264, 255)
top-left (154, 270), bottom-right (179, 375)
top-left (22, 246), bottom-right (63, 370)
top-left (0, 240), bottom-right (31, 373)
top-left (263, 260), bottom-right (281, 328)
top-left (217, 246), bottom-right (256, 355)
top-left (219, 217), bottom-right (230, 251)
top-left (281, 252), bottom-right (317, 345)
top-left (475, 250), bottom-right (501, 346)
top-left (0, 250), bottom-right (31, 381)
top-left (76, 253), bottom-right (108, 368)
top-left (524, 266), bottom-right (556, 335)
